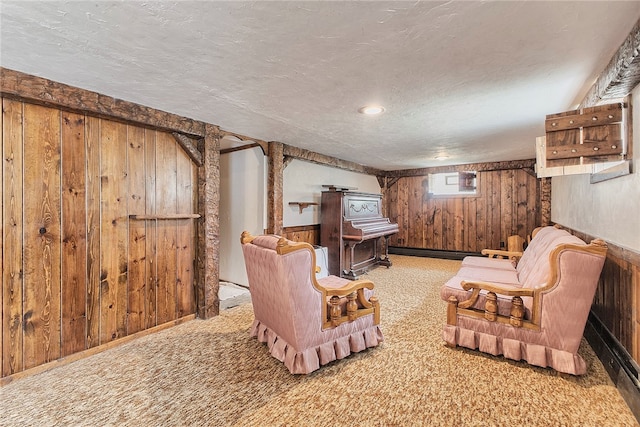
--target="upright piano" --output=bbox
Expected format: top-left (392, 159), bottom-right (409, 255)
top-left (320, 187), bottom-right (399, 279)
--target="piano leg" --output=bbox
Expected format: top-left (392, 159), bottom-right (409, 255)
top-left (343, 242), bottom-right (359, 280)
top-left (377, 236), bottom-right (393, 268)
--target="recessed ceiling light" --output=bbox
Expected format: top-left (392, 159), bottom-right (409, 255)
top-left (434, 155), bottom-right (449, 161)
top-left (358, 105), bottom-right (385, 115)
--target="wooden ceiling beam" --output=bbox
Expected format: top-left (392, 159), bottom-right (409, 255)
top-left (580, 17), bottom-right (640, 108)
top-left (282, 144), bottom-right (382, 175)
top-left (0, 67), bottom-right (206, 138)
top-left (383, 159), bottom-right (537, 178)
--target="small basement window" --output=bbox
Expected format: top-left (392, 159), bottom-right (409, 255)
top-left (428, 172), bottom-right (477, 196)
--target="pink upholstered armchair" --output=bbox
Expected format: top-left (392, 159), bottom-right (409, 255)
top-left (240, 232), bottom-right (384, 374)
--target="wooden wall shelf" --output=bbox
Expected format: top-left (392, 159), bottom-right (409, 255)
top-left (288, 202), bottom-right (318, 214)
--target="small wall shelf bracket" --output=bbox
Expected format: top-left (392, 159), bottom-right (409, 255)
top-left (288, 202), bottom-right (318, 214)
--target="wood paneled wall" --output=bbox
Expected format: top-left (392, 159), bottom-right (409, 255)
top-left (1, 99), bottom-right (198, 377)
top-left (385, 168), bottom-right (541, 252)
top-left (281, 224), bottom-right (320, 246)
top-left (564, 226), bottom-right (640, 364)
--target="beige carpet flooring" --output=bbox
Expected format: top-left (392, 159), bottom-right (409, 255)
top-left (0, 255), bottom-right (637, 426)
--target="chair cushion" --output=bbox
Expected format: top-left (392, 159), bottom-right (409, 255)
top-left (461, 256), bottom-right (516, 270)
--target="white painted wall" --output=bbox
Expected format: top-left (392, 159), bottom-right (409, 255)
top-left (551, 87), bottom-right (640, 251)
top-left (219, 147), bottom-right (266, 286)
top-left (220, 155), bottom-right (380, 285)
top-left (283, 159), bottom-right (381, 227)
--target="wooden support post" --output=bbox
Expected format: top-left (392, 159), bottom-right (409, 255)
top-left (267, 141), bottom-right (284, 235)
top-left (196, 124), bottom-right (220, 319)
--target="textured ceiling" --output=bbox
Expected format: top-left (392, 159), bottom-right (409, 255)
top-left (2, 1), bottom-right (640, 170)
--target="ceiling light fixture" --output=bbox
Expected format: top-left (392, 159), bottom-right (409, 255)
top-left (434, 155), bottom-right (449, 161)
top-left (358, 105), bottom-right (385, 115)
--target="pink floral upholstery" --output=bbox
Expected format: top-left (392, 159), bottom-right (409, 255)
top-left (241, 233), bottom-right (383, 374)
top-left (441, 226), bottom-right (607, 375)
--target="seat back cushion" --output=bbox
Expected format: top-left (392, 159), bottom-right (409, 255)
top-left (517, 227), bottom-right (585, 287)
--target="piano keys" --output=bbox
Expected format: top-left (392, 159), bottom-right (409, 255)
top-left (320, 188), bottom-right (399, 279)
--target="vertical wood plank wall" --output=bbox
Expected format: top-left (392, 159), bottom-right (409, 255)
top-left (385, 169), bottom-right (541, 252)
top-left (281, 224), bottom-right (321, 245)
top-left (1, 98), bottom-right (198, 378)
top-left (563, 226), bottom-right (640, 365)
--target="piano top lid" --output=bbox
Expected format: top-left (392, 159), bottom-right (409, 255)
top-left (322, 184), bottom-right (358, 192)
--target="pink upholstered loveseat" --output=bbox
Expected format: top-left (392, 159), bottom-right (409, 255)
top-left (440, 225), bottom-right (608, 375)
top-left (241, 232), bottom-right (384, 374)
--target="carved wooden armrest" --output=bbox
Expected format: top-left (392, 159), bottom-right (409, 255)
top-left (480, 249), bottom-right (523, 261)
top-left (447, 280), bottom-right (535, 329)
top-left (320, 279), bottom-right (380, 328)
top-left (460, 280), bottom-right (534, 298)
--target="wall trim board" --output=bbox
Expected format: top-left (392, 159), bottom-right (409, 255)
top-left (559, 225), bottom-right (640, 268)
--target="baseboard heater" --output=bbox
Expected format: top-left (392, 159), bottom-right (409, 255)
top-left (388, 246), bottom-right (479, 261)
top-left (584, 311), bottom-right (640, 423)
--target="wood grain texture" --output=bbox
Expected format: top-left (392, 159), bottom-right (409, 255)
top-left (176, 150), bottom-right (196, 318)
top-left (22, 103), bottom-right (61, 369)
top-left (61, 111), bottom-right (87, 356)
top-left (2, 99), bottom-right (24, 375)
top-left (0, 67), bottom-right (206, 138)
top-left (580, 17), bottom-right (640, 107)
top-left (281, 224), bottom-right (321, 245)
top-left (386, 168), bottom-right (540, 253)
top-left (99, 119), bottom-right (128, 344)
top-left (144, 129), bottom-right (158, 329)
top-left (196, 124), bottom-right (220, 319)
top-left (172, 132), bottom-right (202, 167)
top-left (1, 95), bottom-right (203, 378)
top-left (384, 159), bottom-right (536, 178)
top-left (267, 141), bottom-right (284, 235)
top-left (561, 225), bottom-right (640, 365)
top-left (127, 126), bottom-right (147, 334)
top-left (155, 132), bottom-right (178, 325)
top-left (282, 143), bottom-right (381, 176)
top-left (85, 116), bottom-right (101, 349)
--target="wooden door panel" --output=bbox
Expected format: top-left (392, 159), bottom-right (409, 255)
top-left (1, 98), bottom-right (200, 378)
top-left (155, 132), bottom-right (178, 325)
top-left (176, 149), bottom-right (196, 318)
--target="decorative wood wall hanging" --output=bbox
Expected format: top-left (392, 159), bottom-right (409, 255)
top-left (537, 101), bottom-right (631, 179)
top-left (545, 102), bottom-right (626, 167)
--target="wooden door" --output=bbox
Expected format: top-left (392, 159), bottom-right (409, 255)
top-left (1, 99), bottom-right (199, 378)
